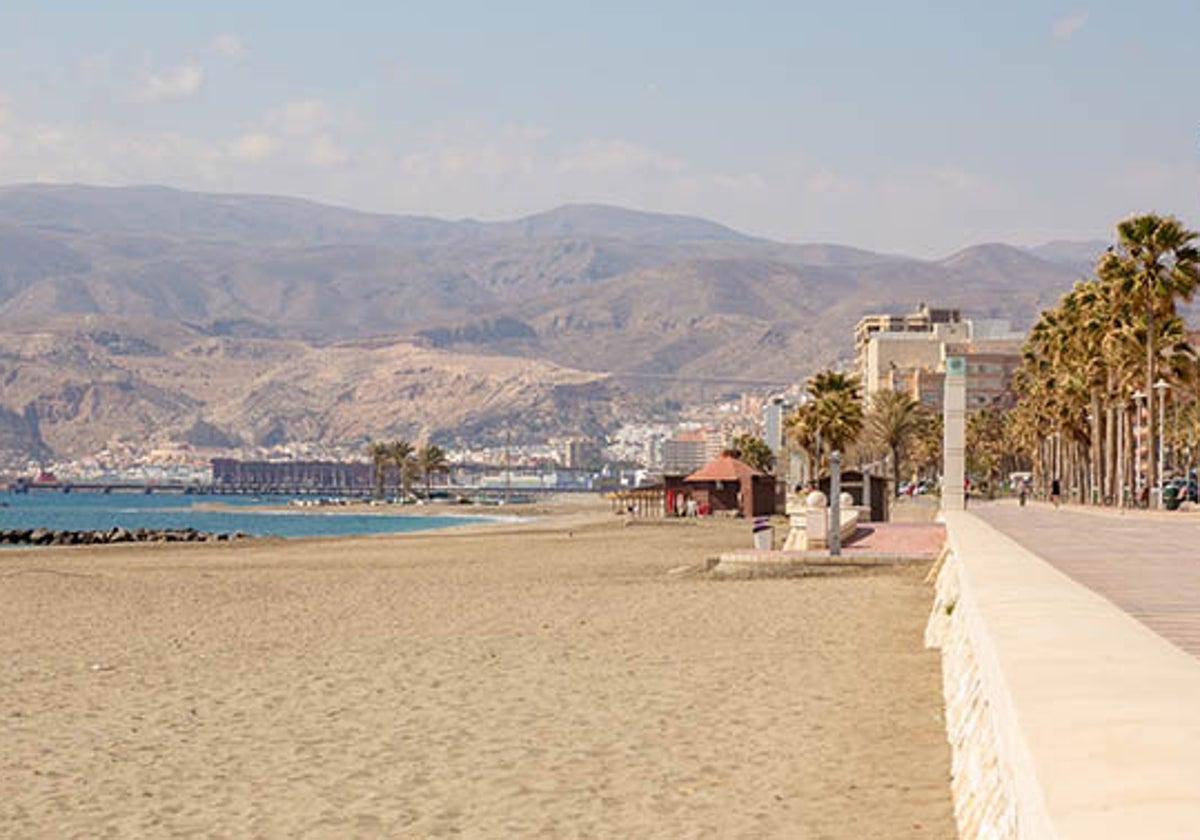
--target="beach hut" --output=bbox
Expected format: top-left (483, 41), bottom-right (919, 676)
top-left (680, 452), bottom-right (775, 518)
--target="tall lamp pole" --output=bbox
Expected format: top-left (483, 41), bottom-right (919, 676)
top-left (1154, 378), bottom-right (1170, 508)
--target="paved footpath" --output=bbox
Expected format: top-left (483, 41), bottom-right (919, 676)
top-left (972, 500), bottom-right (1200, 658)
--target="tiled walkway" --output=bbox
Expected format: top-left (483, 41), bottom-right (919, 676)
top-left (972, 500), bottom-right (1200, 658)
top-left (843, 522), bottom-right (945, 558)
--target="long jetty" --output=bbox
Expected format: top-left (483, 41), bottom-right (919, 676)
top-left (6, 480), bottom-right (214, 495)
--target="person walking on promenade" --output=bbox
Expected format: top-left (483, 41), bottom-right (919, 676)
top-left (1051, 477), bottom-right (1062, 508)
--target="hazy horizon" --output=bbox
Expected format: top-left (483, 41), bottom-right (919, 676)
top-left (1, 1), bottom-right (1196, 257)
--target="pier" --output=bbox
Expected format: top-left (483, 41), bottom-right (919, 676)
top-left (7, 480), bottom-right (213, 495)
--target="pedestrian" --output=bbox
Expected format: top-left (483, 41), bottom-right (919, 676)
top-left (1051, 477), bottom-right (1061, 508)
top-left (1018, 480), bottom-right (1028, 507)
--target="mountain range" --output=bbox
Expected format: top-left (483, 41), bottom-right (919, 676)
top-left (0, 184), bottom-right (1106, 465)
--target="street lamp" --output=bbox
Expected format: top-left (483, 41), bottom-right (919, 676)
top-left (1154, 378), bottom-right (1170, 508)
top-left (1133, 390), bottom-right (1147, 505)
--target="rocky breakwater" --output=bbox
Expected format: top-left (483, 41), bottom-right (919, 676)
top-left (0, 527), bottom-right (249, 546)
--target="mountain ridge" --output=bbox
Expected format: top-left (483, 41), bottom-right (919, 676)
top-left (0, 184), bottom-right (1102, 464)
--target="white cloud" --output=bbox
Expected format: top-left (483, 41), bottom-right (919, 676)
top-left (228, 132), bottom-right (277, 162)
top-left (132, 64), bottom-right (204, 103)
top-left (211, 33), bottom-right (246, 57)
top-left (0, 92), bottom-right (1194, 258)
top-left (265, 99), bottom-right (340, 137)
top-left (227, 100), bottom-right (357, 169)
top-left (0, 108), bottom-right (220, 186)
top-left (1052, 9), bottom-right (1089, 42)
top-left (556, 139), bottom-right (686, 176)
top-left (305, 135), bottom-right (347, 168)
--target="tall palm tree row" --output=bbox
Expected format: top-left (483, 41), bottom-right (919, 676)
top-left (1012, 213), bottom-right (1199, 506)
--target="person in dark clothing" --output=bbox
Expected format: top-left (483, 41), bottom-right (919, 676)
top-left (1050, 477), bottom-right (1062, 508)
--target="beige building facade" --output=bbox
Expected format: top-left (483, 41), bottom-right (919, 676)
top-left (856, 304), bottom-right (1021, 411)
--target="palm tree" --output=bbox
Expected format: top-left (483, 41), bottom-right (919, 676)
top-left (730, 433), bottom-right (775, 474)
top-left (864, 389), bottom-right (927, 493)
top-left (388, 440), bottom-right (414, 499)
top-left (808, 370), bottom-right (861, 401)
top-left (783, 370), bottom-right (865, 483)
top-left (1100, 214), bottom-right (1200, 495)
top-left (416, 443), bottom-right (450, 498)
top-left (966, 409), bottom-right (1007, 496)
top-left (813, 387), bottom-right (864, 457)
top-left (366, 441), bottom-right (390, 499)
top-left (784, 403), bottom-right (820, 483)
top-left (909, 411), bottom-right (943, 486)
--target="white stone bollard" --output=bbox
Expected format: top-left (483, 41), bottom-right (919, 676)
top-left (805, 490), bottom-right (828, 548)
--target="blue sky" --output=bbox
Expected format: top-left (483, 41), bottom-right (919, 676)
top-left (0, 1), bottom-right (1196, 256)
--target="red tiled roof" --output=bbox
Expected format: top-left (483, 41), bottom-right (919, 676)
top-left (684, 453), bottom-right (762, 482)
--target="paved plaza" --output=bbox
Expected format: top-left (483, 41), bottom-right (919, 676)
top-left (972, 500), bottom-right (1200, 658)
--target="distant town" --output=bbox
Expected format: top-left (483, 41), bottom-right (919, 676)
top-left (7, 302), bottom-right (1022, 495)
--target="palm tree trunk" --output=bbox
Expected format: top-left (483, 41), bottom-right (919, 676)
top-left (1105, 400), bottom-right (1117, 505)
top-left (1090, 393), bottom-right (1102, 504)
top-left (1146, 300), bottom-right (1157, 500)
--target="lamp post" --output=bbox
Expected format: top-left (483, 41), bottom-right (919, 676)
top-left (1154, 378), bottom-right (1170, 508)
top-left (1133, 390), bottom-right (1147, 505)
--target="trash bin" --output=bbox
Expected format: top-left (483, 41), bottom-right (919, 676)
top-left (1164, 485), bottom-right (1181, 511)
top-left (752, 517), bottom-right (773, 550)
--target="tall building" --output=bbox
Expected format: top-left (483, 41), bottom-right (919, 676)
top-left (856, 304), bottom-right (971, 394)
top-left (763, 395), bottom-right (787, 455)
top-left (559, 438), bottom-right (599, 469)
top-left (856, 304), bottom-right (1022, 411)
top-left (662, 428), bottom-right (726, 475)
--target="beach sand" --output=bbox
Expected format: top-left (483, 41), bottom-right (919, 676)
top-left (0, 498), bottom-right (955, 838)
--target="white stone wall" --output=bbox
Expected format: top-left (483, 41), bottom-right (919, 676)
top-left (926, 552), bottom-right (1018, 840)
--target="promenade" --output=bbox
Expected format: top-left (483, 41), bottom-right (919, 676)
top-left (932, 499), bottom-right (1200, 839)
top-left (972, 500), bottom-right (1200, 657)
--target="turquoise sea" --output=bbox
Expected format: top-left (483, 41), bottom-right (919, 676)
top-left (0, 492), bottom-right (491, 540)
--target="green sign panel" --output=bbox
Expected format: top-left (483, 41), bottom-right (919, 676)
top-left (946, 356), bottom-right (966, 377)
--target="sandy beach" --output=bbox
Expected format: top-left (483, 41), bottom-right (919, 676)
top-left (0, 497), bottom-right (955, 838)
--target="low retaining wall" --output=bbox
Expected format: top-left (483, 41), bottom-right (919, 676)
top-left (928, 510), bottom-right (1200, 839)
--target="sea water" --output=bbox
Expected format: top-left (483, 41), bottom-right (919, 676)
top-left (0, 492), bottom-right (490, 539)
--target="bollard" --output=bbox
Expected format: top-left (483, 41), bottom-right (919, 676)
top-left (752, 516), bottom-right (772, 550)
